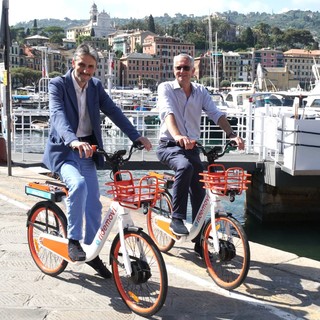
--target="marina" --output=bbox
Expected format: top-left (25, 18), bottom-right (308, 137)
top-left (1, 8), bottom-right (320, 318)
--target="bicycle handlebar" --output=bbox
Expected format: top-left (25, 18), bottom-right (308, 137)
top-left (93, 141), bottom-right (144, 174)
top-left (196, 140), bottom-right (237, 163)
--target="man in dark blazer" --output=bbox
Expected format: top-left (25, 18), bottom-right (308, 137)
top-left (43, 43), bottom-right (152, 278)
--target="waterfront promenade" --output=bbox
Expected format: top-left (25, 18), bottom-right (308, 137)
top-left (0, 158), bottom-right (320, 319)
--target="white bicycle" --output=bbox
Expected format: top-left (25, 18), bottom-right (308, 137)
top-left (147, 141), bottom-right (251, 290)
top-left (25, 143), bottom-right (168, 317)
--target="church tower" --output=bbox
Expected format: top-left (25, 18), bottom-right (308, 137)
top-left (90, 2), bottom-right (98, 23)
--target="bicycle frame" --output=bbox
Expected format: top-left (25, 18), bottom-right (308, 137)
top-left (32, 191), bottom-right (145, 277)
top-left (31, 143), bottom-right (155, 275)
top-left (150, 141), bottom-right (249, 251)
top-left (153, 187), bottom-right (229, 251)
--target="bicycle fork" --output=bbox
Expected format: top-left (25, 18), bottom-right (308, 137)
top-left (208, 193), bottom-right (226, 253)
top-left (116, 206), bottom-right (148, 277)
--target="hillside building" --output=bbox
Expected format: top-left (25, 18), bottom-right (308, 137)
top-left (143, 34), bottom-right (195, 82)
top-left (66, 3), bottom-right (115, 42)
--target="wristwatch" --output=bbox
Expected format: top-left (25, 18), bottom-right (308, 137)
top-left (227, 131), bottom-right (237, 139)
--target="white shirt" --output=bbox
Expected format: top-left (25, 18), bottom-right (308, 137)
top-left (157, 80), bottom-right (225, 141)
top-left (71, 72), bottom-right (92, 137)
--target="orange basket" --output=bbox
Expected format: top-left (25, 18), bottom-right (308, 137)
top-left (199, 164), bottom-right (251, 196)
top-left (105, 170), bottom-right (165, 209)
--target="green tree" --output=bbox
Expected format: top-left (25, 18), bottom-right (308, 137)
top-left (148, 15), bottom-right (155, 33)
top-left (43, 26), bottom-right (65, 35)
top-left (220, 79), bottom-right (231, 88)
top-left (11, 67), bottom-right (42, 88)
top-left (76, 35), bottom-right (92, 46)
top-left (283, 29), bottom-right (314, 48)
top-left (135, 43), bottom-right (143, 53)
top-left (270, 27), bottom-right (284, 48)
top-left (114, 50), bottom-right (123, 59)
top-left (253, 23), bottom-right (271, 48)
top-left (240, 27), bottom-right (255, 48)
top-left (31, 19), bottom-right (38, 35)
top-left (49, 71), bottom-right (63, 78)
top-left (49, 33), bottom-right (64, 44)
top-left (10, 27), bottom-right (26, 44)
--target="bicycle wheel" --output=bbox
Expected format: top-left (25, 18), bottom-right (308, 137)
top-left (27, 201), bottom-right (68, 276)
top-left (110, 229), bottom-right (168, 317)
top-left (147, 191), bottom-right (175, 252)
top-left (202, 214), bottom-right (250, 290)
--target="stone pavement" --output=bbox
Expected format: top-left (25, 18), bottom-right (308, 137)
top-left (0, 162), bottom-right (320, 320)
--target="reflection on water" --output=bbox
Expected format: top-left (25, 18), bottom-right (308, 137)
top-left (244, 215), bottom-right (320, 262)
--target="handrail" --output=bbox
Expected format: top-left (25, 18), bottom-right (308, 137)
top-left (10, 109), bottom-right (254, 162)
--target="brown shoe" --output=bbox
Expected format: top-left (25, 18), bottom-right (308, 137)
top-left (86, 256), bottom-right (112, 279)
top-left (68, 239), bottom-right (86, 261)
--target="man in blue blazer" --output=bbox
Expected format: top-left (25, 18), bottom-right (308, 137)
top-left (43, 43), bottom-right (152, 278)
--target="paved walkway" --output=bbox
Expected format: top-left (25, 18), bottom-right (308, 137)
top-left (0, 163), bottom-right (319, 319)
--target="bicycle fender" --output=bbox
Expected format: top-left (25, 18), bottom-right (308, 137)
top-left (126, 226), bottom-right (142, 232)
top-left (215, 211), bottom-right (232, 218)
top-left (26, 201), bottom-right (66, 227)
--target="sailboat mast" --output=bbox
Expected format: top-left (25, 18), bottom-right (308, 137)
top-left (214, 31), bottom-right (218, 90)
top-left (208, 16), bottom-right (213, 88)
top-left (208, 16), bottom-right (218, 90)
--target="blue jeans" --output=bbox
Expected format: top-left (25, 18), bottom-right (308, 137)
top-left (156, 144), bottom-right (206, 222)
top-left (59, 154), bottom-right (102, 245)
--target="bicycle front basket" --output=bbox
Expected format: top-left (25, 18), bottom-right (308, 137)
top-left (106, 171), bottom-right (165, 209)
top-left (200, 164), bottom-right (251, 195)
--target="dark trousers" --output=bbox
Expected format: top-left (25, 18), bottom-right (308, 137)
top-left (156, 144), bottom-right (206, 222)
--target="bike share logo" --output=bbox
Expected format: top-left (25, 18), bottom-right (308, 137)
top-left (194, 196), bottom-right (210, 227)
top-left (96, 208), bottom-right (116, 245)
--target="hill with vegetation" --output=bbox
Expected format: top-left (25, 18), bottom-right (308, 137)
top-left (13, 10), bottom-right (320, 38)
top-left (12, 10), bottom-right (320, 52)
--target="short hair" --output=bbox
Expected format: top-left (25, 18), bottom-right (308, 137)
top-left (73, 43), bottom-right (99, 63)
top-left (173, 53), bottom-right (194, 67)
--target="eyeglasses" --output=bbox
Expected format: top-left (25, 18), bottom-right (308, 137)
top-left (175, 65), bottom-right (191, 71)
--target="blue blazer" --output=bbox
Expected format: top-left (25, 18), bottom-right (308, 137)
top-left (43, 69), bottom-right (141, 172)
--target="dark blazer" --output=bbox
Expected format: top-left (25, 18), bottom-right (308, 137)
top-left (43, 69), bottom-right (141, 172)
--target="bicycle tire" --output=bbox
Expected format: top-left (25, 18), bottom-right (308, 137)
top-left (147, 191), bottom-right (175, 252)
top-left (110, 229), bottom-right (168, 317)
top-left (27, 201), bottom-right (68, 276)
top-left (202, 214), bottom-right (250, 290)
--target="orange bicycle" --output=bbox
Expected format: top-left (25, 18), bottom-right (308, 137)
top-left (25, 142), bottom-right (168, 317)
top-left (147, 141), bottom-right (251, 290)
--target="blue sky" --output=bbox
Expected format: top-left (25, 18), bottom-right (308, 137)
top-left (9, 0), bottom-right (320, 25)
